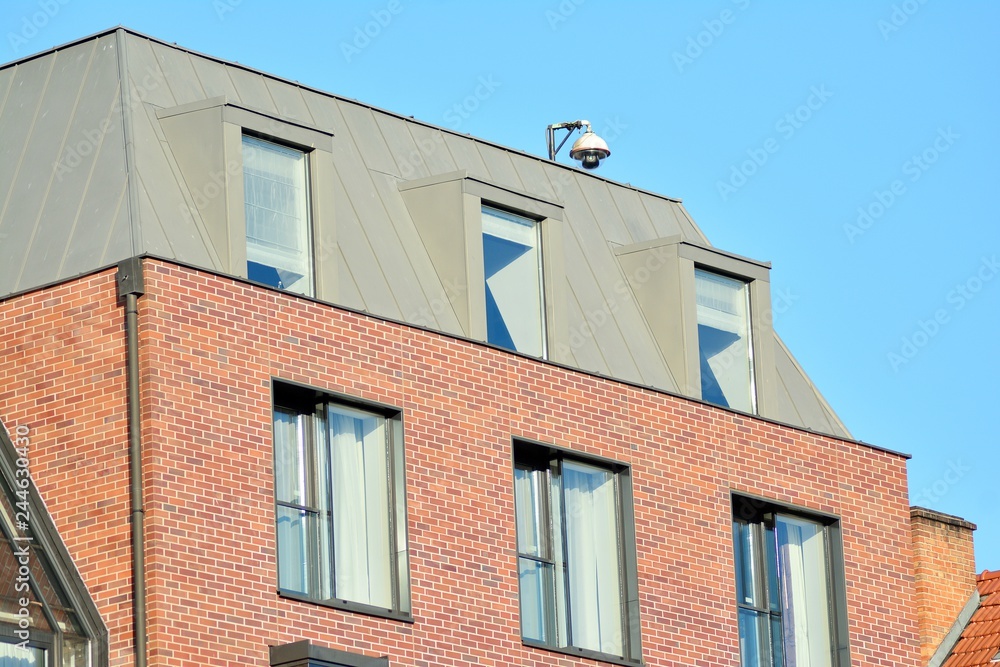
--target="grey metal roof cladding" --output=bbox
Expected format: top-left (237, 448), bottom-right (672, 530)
top-left (0, 27), bottom-right (851, 440)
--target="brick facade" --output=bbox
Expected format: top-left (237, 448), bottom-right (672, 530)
top-left (910, 507), bottom-right (978, 663)
top-left (0, 259), bottom-right (921, 666)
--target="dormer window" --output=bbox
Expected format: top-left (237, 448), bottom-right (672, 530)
top-left (398, 172), bottom-right (565, 361)
top-left (695, 269), bottom-right (755, 413)
top-left (482, 206), bottom-right (545, 357)
top-left (242, 135), bottom-right (314, 297)
top-left (614, 237), bottom-right (774, 417)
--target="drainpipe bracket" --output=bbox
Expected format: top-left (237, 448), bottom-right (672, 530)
top-left (117, 257), bottom-right (145, 297)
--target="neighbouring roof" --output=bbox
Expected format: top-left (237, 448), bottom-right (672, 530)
top-left (944, 570), bottom-right (1000, 667)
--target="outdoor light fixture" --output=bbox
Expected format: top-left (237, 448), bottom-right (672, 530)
top-left (546, 119), bottom-right (610, 169)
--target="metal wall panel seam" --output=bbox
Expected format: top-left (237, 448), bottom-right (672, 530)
top-left (116, 28), bottom-right (143, 255)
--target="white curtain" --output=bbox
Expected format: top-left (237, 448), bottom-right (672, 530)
top-left (777, 515), bottom-right (832, 667)
top-left (330, 407), bottom-right (391, 608)
top-left (273, 410), bottom-right (304, 506)
top-left (274, 411), bottom-right (309, 594)
top-left (562, 460), bottom-right (622, 655)
top-left (515, 466), bottom-right (552, 643)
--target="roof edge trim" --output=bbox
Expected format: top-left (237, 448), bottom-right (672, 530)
top-left (929, 588), bottom-right (982, 667)
top-left (138, 254), bottom-right (911, 459)
top-left (398, 169), bottom-right (565, 211)
top-left (155, 96), bottom-right (335, 138)
top-left (1, 26), bottom-right (687, 206)
top-left (0, 25), bottom-right (122, 71)
top-left (910, 506), bottom-right (978, 531)
top-left (1, 255), bottom-right (906, 458)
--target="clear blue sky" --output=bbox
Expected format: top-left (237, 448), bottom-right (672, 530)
top-left (4, 1), bottom-right (998, 569)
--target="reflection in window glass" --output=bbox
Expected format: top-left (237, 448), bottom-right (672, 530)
top-left (0, 430), bottom-right (97, 666)
top-left (482, 207), bottom-right (545, 357)
top-left (733, 501), bottom-right (838, 667)
top-left (0, 644), bottom-right (45, 666)
top-left (273, 391), bottom-right (409, 614)
top-left (695, 269), bottom-right (754, 412)
top-left (243, 135), bottom-right (313, 296)
top-left (514, 445), bottom-right (638, 661)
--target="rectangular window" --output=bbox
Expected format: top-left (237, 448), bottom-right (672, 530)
top-left (696, 268), bottom-right (755, 413)
top-left (243, 135), bottom-right (314, 297)
top-left (732, 497), bottom-right (843, 667)
top-left (482, 206), bottom-right (545, 357)
top-left (273, 385), bottom-right (409, 617)
top-left (513, 442), bottom-right (640, 663)
top-left (0, 642), bottom-right (46, 665)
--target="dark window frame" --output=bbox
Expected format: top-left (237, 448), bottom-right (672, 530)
top-left (271, 380), bottom-right (412, 623)
top-left (512, 439), bottom-right (642, 665)
top-left (242, 132), bottom-right (317, 298)
top-left (0, 421), bottom-right (109, 667)
top-left (481, 203), bottom-right (548, 359)
top-left (730, 492), bottom-right (851, 667)
top-left (694, 265), bottom-right (757, 414)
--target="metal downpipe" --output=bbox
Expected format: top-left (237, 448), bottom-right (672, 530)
top-left (117, 259), bottom-right (147, 667)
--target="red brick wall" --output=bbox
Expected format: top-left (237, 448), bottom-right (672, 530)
top-left (910, 508), bottom-right (977, 663)
top-left (1, 259), bottom-right (921, 666)
top-left (0, 269), bottom-right (135, 666)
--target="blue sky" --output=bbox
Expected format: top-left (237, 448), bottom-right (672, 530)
top-left (4, 1), bottom-right (998, 568)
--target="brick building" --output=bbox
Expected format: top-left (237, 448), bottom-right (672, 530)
top-left (0, 28), bottom-right (920, 666)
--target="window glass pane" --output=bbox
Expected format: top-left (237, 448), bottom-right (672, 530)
top-left (695, 269), bottom-right (753, 413)
top-left (733, 519), bottom-right (763, 608)
top-left (276, 505), bottom-right (322, 596)
top-left (0, 644), bottom-right (45, 666)
top-left (62, 637), bottom-right (88, 667)
top-left (561, 460), bottom-right (622, 656)
top-left (765, 522), bottom-right (780, 614)
top-left (330, 406), bottom-right (392, 608)
top-left (737, 608), bottom-right (768, 667)
top-left (243, 135), bottom-right (313, 297)
top-left (514, 466), bottom-right (545, 557)
top-left (391, 418), bottom-right (410, 612)
top-left (549, 462), bottom-right (568, 646)
top-left (518, 558), bottom-right (554, 644)
top-left (776, 514), bottom-right (833, 667)
top-left (274, 409), bottom-right (306, 506)
top-left (482, 207), bottom-right (544, 357)
top-left (770, 615), bottom-right (785, 667)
